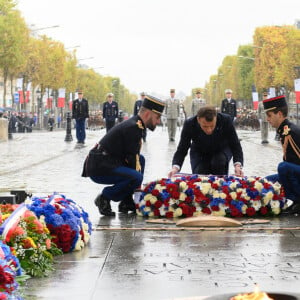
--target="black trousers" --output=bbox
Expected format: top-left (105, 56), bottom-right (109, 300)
top-left (191, 152), bottom-right (230, 175)
top-left (105, 120), bottom-right (116, 132)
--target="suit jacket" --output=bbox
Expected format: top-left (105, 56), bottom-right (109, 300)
top-left (72, 98), bottom-right (89, 120)
top-left (221, 98), bottom-right (237, 120)
top-left (172, 113), bottom-right (243, 170)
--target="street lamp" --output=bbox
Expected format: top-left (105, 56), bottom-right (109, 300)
top-left (77, 57), bottom-right (94, 61)
top-left (65, 45), bottom-right (80, 50)
top-left (31, 25), bottom-right (60, 31)
top-left (238, 56), bottom-right (255, 61)
top-left (29, 24), bottom-right (60, 38)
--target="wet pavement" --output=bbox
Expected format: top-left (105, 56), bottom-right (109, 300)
top-left (1, 126), bottom-right (300, 300)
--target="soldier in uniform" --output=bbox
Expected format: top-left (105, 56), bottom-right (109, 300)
top-left (258, 91), bottom-right (269, 144)
top-left (191, 90), bottom-right (206, 116)
top-left (133, 92), bottom-right (147, 141)
top-left (264, 95), bottom-right (300, 214)
top-left (72, 90), bottom-right (89, 144)
top-left (165, 88), bottom-right (180, 141)
top-left (221, 89), bottom-right (237, 122)
top-left (102, 93), bottom-right (118, 132)
top-left (133, 92), bottom-right (146, 116)
top-left (84, 94), bottom-right (165, 216)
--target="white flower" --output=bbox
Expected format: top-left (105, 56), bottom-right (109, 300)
top-left (230, 192), bottom-right (237, 200)
top-left (248, 177), bottom-right (256, 183)
top-left (264, 191), bottom-right (274, 203)
top-left (159, 206), bottom-right (166, 216)
top-left (241, 204), bottom-right (248, 214)
top-left (148, 211), bottom-right (154, 217)
top-left (230, 182), bottom-right (238, 189)
top-left (254, 181), bottom-right (263, 192)
top-left (220, 192), bottom-right (227, 199)
top-left (270, 199), bottom-right (280, 208)
top-left (144, 207), bottom-right (151, 213)
top-left (250, 200), bottom-right (262, 211)
top-left (174, 208), bottom-right (183, 217)
top-left (272, 207), bottom-right (280, 215)
top-left (201, 183), bottom-right (212, 194)
top-left (179, 181), bottom-right (188, 190)
top-left (155, 184), bottom-right (164, 192)
top-left (169, 199), bottom-right (176, 206)
top-left (212, 210), bottom-right (226, 217)
top-left (179, 192), bottom-right (186, 201)
top-left (74, 239), bottom-right (84, 251)
top-left (212, 191), bottom-right (221, 198)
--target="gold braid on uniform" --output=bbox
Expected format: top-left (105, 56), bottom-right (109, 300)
top-left (136, 138), bottom-right (142, 172)
top-left (283, 135), bottom-right (300, 160)
top-left (135, 120), bottom-right (144, 172)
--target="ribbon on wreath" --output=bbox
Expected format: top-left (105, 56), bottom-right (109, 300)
top-left (0, 203), bottom-right (28, 242)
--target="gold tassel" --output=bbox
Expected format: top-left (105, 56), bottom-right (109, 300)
top-left (136, 154), bottom-right (141, 172)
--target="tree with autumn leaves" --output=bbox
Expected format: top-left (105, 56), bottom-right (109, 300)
top-left (253, 26), bottom-right (300, 97)
top-left (0, 0), bottom-right (135, 112)
top-left (190, 25), bottom-right (300, 110)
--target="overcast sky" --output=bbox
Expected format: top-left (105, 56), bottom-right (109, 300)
top-left (17, 0), bottom-right (299, 97)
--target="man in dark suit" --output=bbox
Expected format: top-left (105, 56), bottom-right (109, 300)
top-left (83, 95), bottom-right (165, 216)
top-left (221, 89), bottom-right (237, 122)
top-left (72, 90), bottom-right (89, 144)
top-left (102, 92), bottom-right (118, 132)
top-left (168, 105), bottom-right (244, 177)
top-left (264, 95), bottom-right (300, 214)
top-left (133, 92), bottom-right (147, 141)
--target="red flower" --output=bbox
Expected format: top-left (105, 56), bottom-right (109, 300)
top-left (166, 183), bottom-right (179, 198)
top-left (185, 196), bottom-right (193, 203)
top-left (202, 207), bottom-right (211, 214)
top-left (211, 183), bottom-right (219, 189)
top-left (153, 208), bottom-right (161, 216)
top-left (178, 203), bottom-right (190, 215)
top-left (163, 199), bottom-right (170, 207)
top-left (260, 206), bottom-right (268, 215)
top-left (151, 189), bottom-right (160, 196)
top-left (172, 191), bottom-right (180, 199)
top-left (211, 205), bottom-right (220, 211)
top-left (165, 211), bottom-right (174, 218)
top-left (145, 200), bottom-right (151, 207)
top-left (230, 206), bottom-right (243, 217)
top-left (246, 207), bottom-right (256, 217)
top-left (154, 200), bottom-right (163, 208)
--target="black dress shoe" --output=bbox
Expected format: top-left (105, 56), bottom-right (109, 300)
top-left (118, 196), bottom-right (136, 213)
top-left (282, 202), bottom-right (300, 215)
top-left (94, 194), bottom-right (115, 216)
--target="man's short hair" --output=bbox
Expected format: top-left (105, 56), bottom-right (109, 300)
top-left (197, 106), bottom-right (217, 121)
top-left (268, 106), bottom-right (288, 118)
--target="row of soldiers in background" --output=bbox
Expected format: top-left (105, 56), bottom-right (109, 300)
top-left (221, 88), bottom-right (271, 143)
top-left (133, 89), bottom-right (205, 142)
top-left (6, 112), bottom-right (35, 133)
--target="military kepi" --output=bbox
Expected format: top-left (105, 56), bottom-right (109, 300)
top-left (263, 95), bottom-right (287, 112)
top-left (142, 95), bottom-right (165, 115)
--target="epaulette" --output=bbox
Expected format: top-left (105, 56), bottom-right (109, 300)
top-left (136, 120), bottom-right (144, 129)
